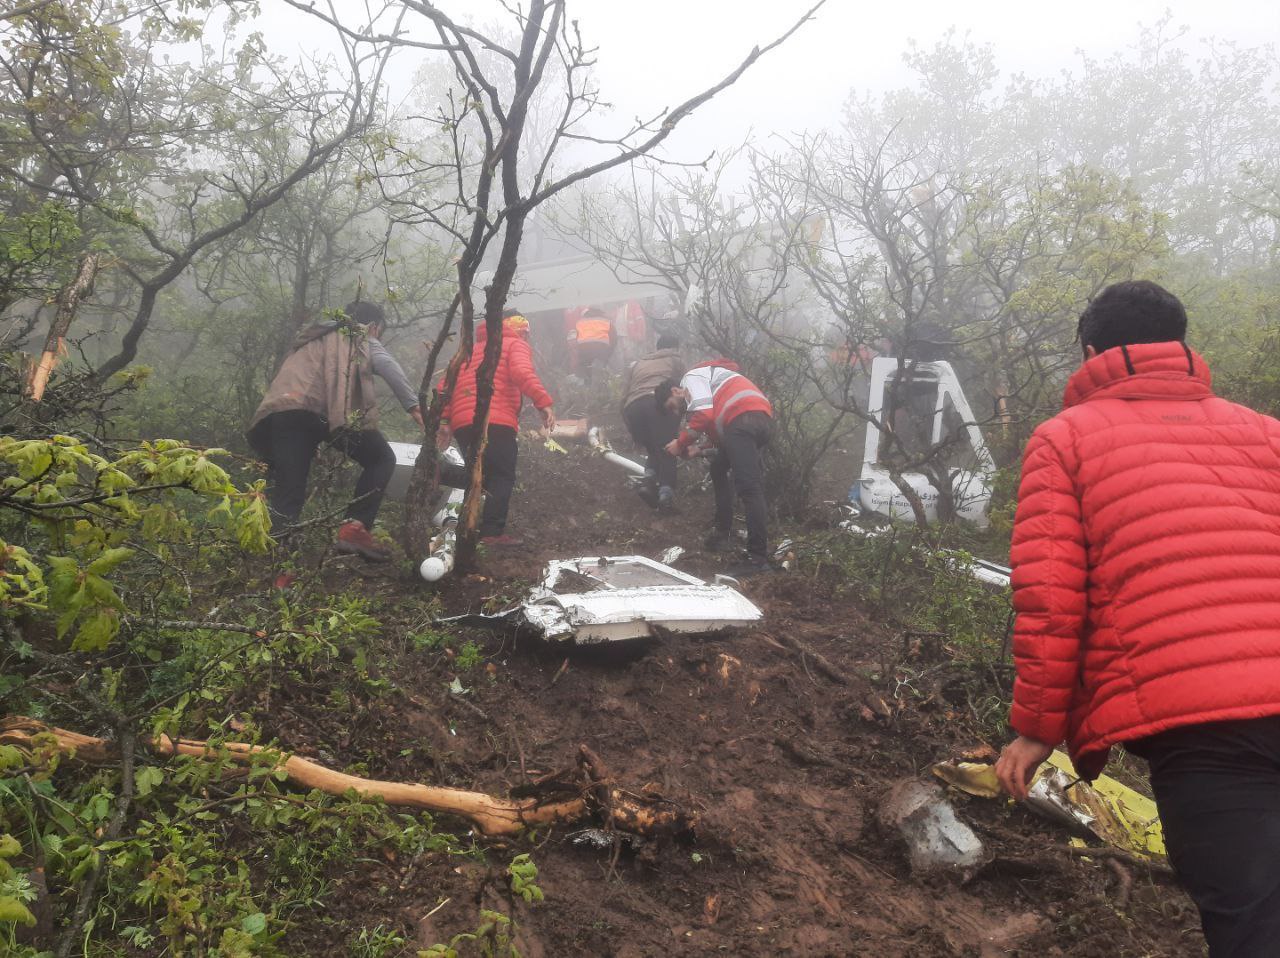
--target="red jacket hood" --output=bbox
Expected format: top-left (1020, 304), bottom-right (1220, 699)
top-left (1063, 341), bottom-right (1213, 408)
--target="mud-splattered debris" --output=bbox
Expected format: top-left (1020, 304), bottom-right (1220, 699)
top-left (879, 778), bottom-right (987, 873)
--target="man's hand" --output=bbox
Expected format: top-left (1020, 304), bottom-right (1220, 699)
top-left (995, 735), bottom-right (1055, 801)
top-left (539, 406), bottom-right (556, 432)
top-left (435, 423), bottom-right (452, 451)
top-left (410, 406), bottom-right (425, 431)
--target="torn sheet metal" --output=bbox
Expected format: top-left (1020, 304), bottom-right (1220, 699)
top-left (386, 443), bottom-right (467, 501)
top-left (658, 546), bottom-right (685, 565)
top-left (929, 750), bottom-right (1165, 857)
top-left (525, 556), bottom-right (763, 645)
top-left (438, 556), bottom-right (763, 645)
top-left (931, 760), bottom-right (1002, 799)
top-left (1040, 751), bottom-right (1165, 856)
top-left (942, 553), bottom-right (1011, 589)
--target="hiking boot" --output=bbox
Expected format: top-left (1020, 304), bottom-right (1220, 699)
top-left (635, 484), bottom-right (660, 509)
top-left (657, 486), bottom-right (676, 513)
top-left (703, 530), bottom-right (734, 553)
top-left (335, 520), bottom-right (393, 562)
top-left (480, 533), bottom-right (524, 547)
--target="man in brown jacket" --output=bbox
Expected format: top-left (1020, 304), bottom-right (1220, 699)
top-left (619, 333), bottom-right (685, 510)
top-left (248, 301), bottom-right (423, 563)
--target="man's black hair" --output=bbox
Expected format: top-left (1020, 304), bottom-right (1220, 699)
top-left (502, 307), bottom-right (520, 319)
top-left (1077, 280), bottom-right (1187, 354)
top-left (344, 301), bottom-right (386, 329)
top-left (654, 377), bottom-right (680, 411)
top-left (656, 333), bottom-right (681, 350)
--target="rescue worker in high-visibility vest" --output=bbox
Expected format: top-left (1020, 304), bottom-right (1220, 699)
top-left (658, 360), bottom-right (775, 574)
top-left (569, 306), bottom-right (616, 385)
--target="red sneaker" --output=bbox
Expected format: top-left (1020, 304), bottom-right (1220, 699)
top-left (336, 520), bottom-right (393, 562)
top-left (480, 534), bottom-right (524, 547)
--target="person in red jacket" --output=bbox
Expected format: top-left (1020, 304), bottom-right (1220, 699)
top-left (437, 312), bottom-right (555, 546)
top-left (658, 360), bottom-right (774, 573)
top-left (994, 280), bottom-right (1280, 956)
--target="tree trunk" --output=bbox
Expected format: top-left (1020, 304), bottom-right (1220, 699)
top-left (0, 717), bottom-right (696, 840)
top-left (27, 252), bottom-right (99, 401)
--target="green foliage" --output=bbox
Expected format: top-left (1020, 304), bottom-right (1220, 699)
top-left (0, 833), bottom-right (37, 934)
top-left (0, 201), bottom-right (81, 305)
top-left (454, 640), bottom-right (484, 672)
top-left (419, 909), bottom-right (519, 958)
top-left (0, 435), bottom-right (270, 651)
top-left (351, 924), bottom-right (409, 958)
top-left (2, 738), bottom-right (464, 956)
top-left (506, 853), bottom-right (543, 904)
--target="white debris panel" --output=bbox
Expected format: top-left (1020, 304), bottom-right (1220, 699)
top-left (524, 556), bottom-right (763, 644)
top-left (440, 555), bottom-right (763, 645)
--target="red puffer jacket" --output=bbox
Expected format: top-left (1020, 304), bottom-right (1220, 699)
top-left (1010, 341), bottom-right (1280, 778)
top-left (441, 324), bottom-right (553, 431)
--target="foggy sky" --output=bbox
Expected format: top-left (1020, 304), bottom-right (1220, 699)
top-left (247, 0), bottom-right (1279, 163)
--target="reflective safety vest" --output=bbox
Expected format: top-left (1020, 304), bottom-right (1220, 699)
top-left (675, 362), bottom-right (772, 449)
top-left (575, 317), bottom-right (612, 344)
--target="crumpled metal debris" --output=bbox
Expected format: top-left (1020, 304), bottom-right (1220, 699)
top-left (658, 546), bottom-right (685, 565)
top-left (437, 555), bottom-right (762, 646)
top-left (569, 828), bottom-right (633, 850)
top-left (930, 760), bottom-right (1002, 799)
top-left (930, 750), bottom-right (1165, 857)
top-left (880, 778), bottom-right (987, 872)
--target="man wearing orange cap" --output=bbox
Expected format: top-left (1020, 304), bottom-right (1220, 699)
top-left (437, 310), bottom-right (555, 546)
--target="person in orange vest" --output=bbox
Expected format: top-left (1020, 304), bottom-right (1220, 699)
top-left (569, 306), bottom-right (616, 385)
top-left (658, 360), bottom-right (774, 574)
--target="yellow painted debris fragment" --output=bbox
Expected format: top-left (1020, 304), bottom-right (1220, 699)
top-left (930, 761), bottom-right (1001, 799)
top-left (1042, 751), bottom-right (1164, 857)
top-left (929, 749), bottom-right (1164, 857)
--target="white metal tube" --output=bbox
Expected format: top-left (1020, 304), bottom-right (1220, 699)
top-left (588, 427), bottom-right (647, 476)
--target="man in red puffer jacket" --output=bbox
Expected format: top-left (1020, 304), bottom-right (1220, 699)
top-left (995, 280), bottom-right (1280, 957)
top-left (437, 312), bottom-right (555, 546)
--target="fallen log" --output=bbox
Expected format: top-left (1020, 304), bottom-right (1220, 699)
top-left (0, 717), bottom-right (695, 839)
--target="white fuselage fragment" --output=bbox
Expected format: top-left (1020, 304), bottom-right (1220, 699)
top-left (853, 358), bottom-right (995, 527)
top-left (523, 555), bottom-right (763, 644)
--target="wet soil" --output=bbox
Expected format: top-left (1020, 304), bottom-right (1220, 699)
top-left (267, 425), bottom-right (1205, 957)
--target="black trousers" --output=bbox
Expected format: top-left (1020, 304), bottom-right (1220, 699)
top-left (622, 397), bottom-right (680, 492)
top-left (453, 424), bottom-right (518, 537)
top-left (709, 411), bottom-right (771, 558)
top-left (1127, 715), bottom-right (1280, 957)
top-left (577, 341), bottom-right (611, 385)
top-left (253, 409), bottom-right (395, 532)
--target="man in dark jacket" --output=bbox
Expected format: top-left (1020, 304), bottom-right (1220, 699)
top-left (995, 280), bottom-right (1280, 957)
top-left (619, 333), bottom-right (685, 510)
top-left (248, 301), bottom-right (423, 562)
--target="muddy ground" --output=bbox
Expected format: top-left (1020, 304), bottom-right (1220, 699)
top-left (265, 423), bottom-right (1205, 957)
